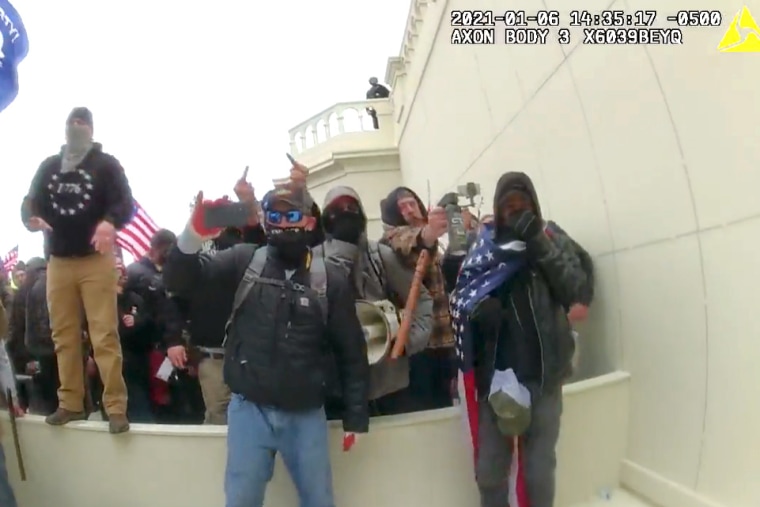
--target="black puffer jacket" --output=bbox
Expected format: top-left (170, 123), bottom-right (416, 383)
top-left (164, 238), bottom-right (369, 432)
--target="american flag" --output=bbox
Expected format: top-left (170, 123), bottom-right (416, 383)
top-left (2, 245), bottom-right (19, 273)
top-left (449, 227), bottom-right (529, 507)
top-left (116, 200), bottom-right (160, 260)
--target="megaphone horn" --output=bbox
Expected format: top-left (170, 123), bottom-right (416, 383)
top-left (355, 300), bottom-right (400, 365)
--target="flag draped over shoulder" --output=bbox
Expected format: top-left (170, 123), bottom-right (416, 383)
top-left (449, 227), bottom-right (530, 506)
top-left (0, 0), bottom-right (29, 113)
top-left (116, 200), bottom-right (160, 260)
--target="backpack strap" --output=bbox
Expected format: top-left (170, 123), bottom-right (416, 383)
top-left (222, 247), bottom-right (268, 346)
top-left (366, 241), bottom-right (385, 283)
top-left (370, 241), bottom-right (401, 304)
top-left (223, 247), bottom-right (330, 346)
top-left (308, 252), bottom-right (329, 325)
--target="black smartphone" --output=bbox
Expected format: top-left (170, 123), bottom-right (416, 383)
top-left (286, 153), bottom-right (296, 165)
top-left (203, 201), bottom-right (253, 229)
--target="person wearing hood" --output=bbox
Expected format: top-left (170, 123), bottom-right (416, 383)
top-left (163, 176), bottom-right (369, 507)
top-left (379, 186), bottom-right (458, 410)
top-left (451, 172), bottom-right (593, 507)
top-left (314, 186), bottom-right (433, 415)
top-left (20, 107), bottom-right (133, 434)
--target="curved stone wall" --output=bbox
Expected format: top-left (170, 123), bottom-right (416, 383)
top-left (2, 373), bottom-right (630, 507)
top-left (390, 0), bottom-right (760, 506)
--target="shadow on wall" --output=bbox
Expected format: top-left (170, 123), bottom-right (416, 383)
top-left (390, 0), bottom-right (760, 506)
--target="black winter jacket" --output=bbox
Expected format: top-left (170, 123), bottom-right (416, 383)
top-left (117, 290), bottom-right (152, 353)
top-left (174, 225), bottom-right (267, 348)
top-left (126, 257), bottom-right (184, 348)
top-left (164, 236), bottom-right (370, 433)
top-left (445, 172), bottom-right (593, 396)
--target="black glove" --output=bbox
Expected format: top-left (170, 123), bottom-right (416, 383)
top-left (504, 209), bottom-right (542, 240)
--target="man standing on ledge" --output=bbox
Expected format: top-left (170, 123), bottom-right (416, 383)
top-left (21, 107), bottom-right (134, 434)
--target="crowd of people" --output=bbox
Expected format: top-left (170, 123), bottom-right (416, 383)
top-left (0, 107), bottom-right (594, 507)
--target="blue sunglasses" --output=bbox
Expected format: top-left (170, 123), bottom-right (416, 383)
top-left (265, 209), bottom-right (303, 224)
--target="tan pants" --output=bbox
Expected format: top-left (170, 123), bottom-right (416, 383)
top-left (197, 358), bottom-right (230, 424)
top-left (47, 253), bottom-right (127, 414)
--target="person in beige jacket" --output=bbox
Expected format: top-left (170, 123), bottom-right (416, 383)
top-left (0, 300), bottom-right (21, 507)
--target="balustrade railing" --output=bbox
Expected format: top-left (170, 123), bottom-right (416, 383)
top-left (288, 99), bottom-right (391, 155)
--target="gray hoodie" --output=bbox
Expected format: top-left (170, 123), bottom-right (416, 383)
top-left (314, 186), bottom-right (433, 400)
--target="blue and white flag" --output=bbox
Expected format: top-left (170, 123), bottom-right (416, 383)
top-left (0, 0), bottom-right (28, 113)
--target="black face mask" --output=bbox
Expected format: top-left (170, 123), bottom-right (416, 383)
top-left (267, 227), bottom-right (309, 263)
top-left (494, 223), bottom-right (521, 245)
top-left (329, 213), bottom-right (365, 244)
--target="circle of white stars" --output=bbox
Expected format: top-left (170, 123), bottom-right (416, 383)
top-left (47, 169), bottom-right (94, 216)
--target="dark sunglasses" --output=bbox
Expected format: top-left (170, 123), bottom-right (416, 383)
top-left (266, 209), bottom-right (303, 224)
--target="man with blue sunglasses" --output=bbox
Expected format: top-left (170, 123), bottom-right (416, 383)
top-left (164, 181), bottom-right (369, 507)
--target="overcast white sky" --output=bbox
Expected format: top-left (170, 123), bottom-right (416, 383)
top-left (0, 0), bottom-right (408, 262)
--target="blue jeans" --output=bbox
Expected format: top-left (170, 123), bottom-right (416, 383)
top-left (225, 394), bottom-right (335, 507)
top-left (0, 444), bottom-right (18, 507)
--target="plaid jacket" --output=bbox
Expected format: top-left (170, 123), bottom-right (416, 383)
top-left (381, 225), bottom-right (455, 349)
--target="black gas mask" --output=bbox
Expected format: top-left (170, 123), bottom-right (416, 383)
top-left (327, 211), bottom-right (364, 244)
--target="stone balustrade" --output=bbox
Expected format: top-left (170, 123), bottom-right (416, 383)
top-left (288, 99), bottom-right (393, 155)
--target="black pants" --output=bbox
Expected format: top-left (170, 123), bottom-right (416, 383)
top-left (29, 355), bottom-right (59, 416)
top-left (407, 349), bottom-right (456, 411)
top-left (123, 351), bottom-right (154, 423)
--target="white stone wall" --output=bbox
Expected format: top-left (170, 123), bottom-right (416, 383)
top-left (389, 0), bottom-right (760, 506)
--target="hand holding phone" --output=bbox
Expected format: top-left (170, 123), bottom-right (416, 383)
top-left (203, 201), bottom-right (254, 229)
top-left (189, 192), bottom-right (229, 239)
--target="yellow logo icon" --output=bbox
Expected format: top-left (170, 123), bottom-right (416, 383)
top-left (717, 6), bottom-right (760, 52)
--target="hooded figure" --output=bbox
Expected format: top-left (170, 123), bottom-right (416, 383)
top-left (379, 186), bottom-right (458, 410)
top-left (450, 171), bottom-right (593, 507)
top-left (379, 187), bottom-right (454, 348)
top-left (314, 186), bottom-right (433, 408)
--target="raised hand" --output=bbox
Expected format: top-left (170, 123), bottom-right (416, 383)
top-left (233, 166), bottom-right (255, 203)
top-left (189, 191), bottom-right (226, 239)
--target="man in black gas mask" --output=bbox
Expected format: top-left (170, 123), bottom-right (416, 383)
top-left (163, 182), bottom-right (369, 507)
top-left (315, 186), bottom-right (433, 416)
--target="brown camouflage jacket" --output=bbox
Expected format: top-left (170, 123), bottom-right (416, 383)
top-left (381, 225), bottom-right (455, 349)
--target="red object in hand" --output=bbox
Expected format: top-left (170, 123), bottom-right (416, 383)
top-left (190, 196), bottom-right (230, 238)
top-left (342, 433), bottom-right (356, 452)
